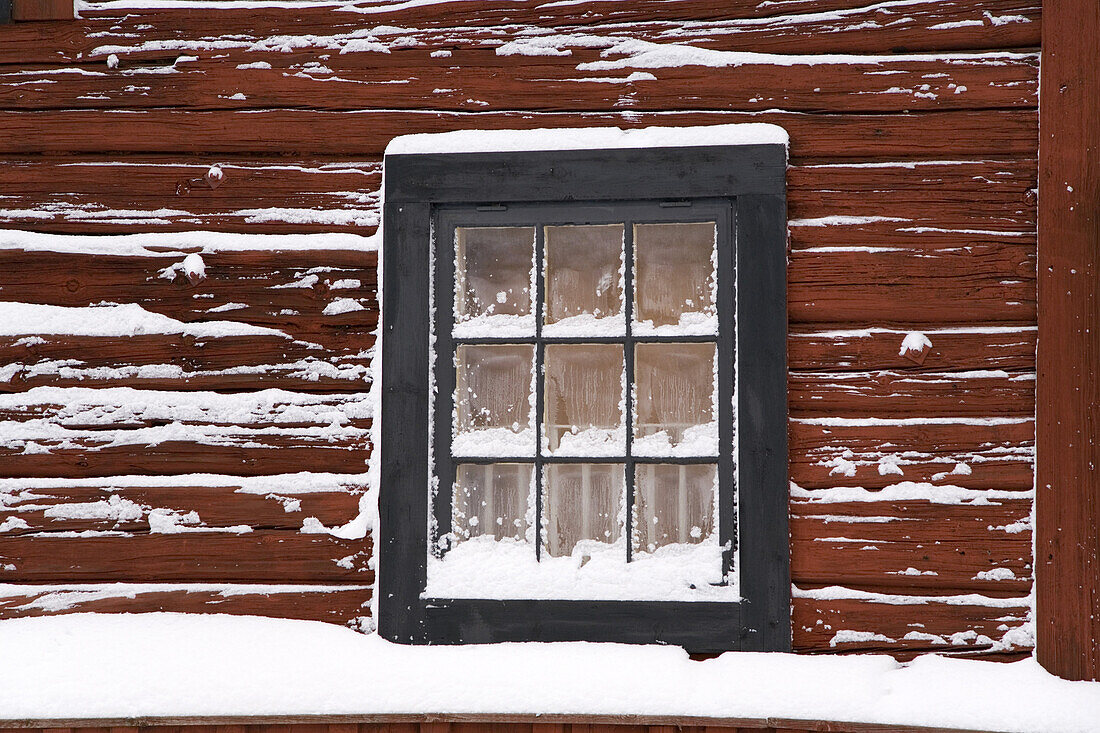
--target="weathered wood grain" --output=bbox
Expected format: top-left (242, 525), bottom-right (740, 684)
top-left (0, 583), bottom-right (372, 625)
top-left (0, 249), bottom-right (378, 348)
top-left (0, 531), bottom-right (372, 582)
top-left (0, 157), bottom-right (380, 234)
top-left (0, 52), bottom-right (1038, 114)
top-left (788, 327), bottom-right (1036, 372)
top-left (1034, 0), bottom-right (1100, 681)
top-left (790, 419), bottom-right (1034, 490)
top-left (791, 500), bottom-right (1032, 594)
top-left (0, 0), bottom-right (1042, 67)
top-left (0, 389), bottom-right (371, 478)
top-left (0, 333), bottom-right (373, 392)
top-left (788, 245), bottom-right (1036, 324)
top-left (0, 109), bottom-right (1038, 159)
top-left (789, 161), bottom-right (1036, 231)
top-left (10, 0), bottom-right (73, 21)
top-left (793, 593), bottom-right (1030, 654)
top-left (789, 370), bottom-right (1034, 417)
top-left (0, 716), bottom-right (1037, 733)
top-left (0, 481), bottom-right (363, 534)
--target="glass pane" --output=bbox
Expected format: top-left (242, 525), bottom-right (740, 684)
top-left (543, 463), bottom-right (625, 557)
top-left (633, 463), bottom-right (717, 553)
top-left (454, 226), bottom-right (535, 336)
top-left (543, 344), bottom-right (625, 456)
top-left (634, 221), bottom-right (717, 335)
top-left (544, 224), bottom-right (625, 336)
top-left (454, 344), bottom-right (535, 456)
top-left (633, 342), bottom-right (718, 456)
top-left (453, 463), bottom-right (533, 543)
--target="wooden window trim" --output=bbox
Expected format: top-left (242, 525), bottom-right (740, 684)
top-left (1035, 0), bottom-right (1100, 681)
top-left (378, 144), bottom-right (789, 653)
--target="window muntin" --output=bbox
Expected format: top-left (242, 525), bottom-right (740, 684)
top-left (429, 202), bottom-right (735, 602)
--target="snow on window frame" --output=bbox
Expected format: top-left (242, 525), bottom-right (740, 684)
top-left (379, 124), bottom-right (789, 653)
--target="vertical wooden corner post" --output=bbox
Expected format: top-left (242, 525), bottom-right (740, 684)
top-left (1037, 0), bottom-right (1100, 681)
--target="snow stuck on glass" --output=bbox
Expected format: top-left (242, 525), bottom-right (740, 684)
top-left (542, 223), bottom-right (626, 337)
top-left (632, 221), bottom-right (718, 337)
top-left (452, 226), bottom-right (537, 339)
top-left (432, 461), bottom-right (725, 601)
top-left (451, 343), bottom-right (537, 458)
top-left (426, 534), bottom-right (734, 602)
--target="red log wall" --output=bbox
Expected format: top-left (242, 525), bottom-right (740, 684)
top-left (0, 0), bottom-right (1039, 659)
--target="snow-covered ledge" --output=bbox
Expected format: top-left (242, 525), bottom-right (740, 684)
top-left (384, 123), bottom-right (789, 155)
top-left (0, 614), bottom-right (1097, 732)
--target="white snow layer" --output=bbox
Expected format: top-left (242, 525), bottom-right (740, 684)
top-left (0, 302), bottom-right (286, 338)
top-left (0, 229), bottom-right (377, 256)
top-left (426, 535), bottom-right (733, 601)
top-left (386, 123), bottom-right (788, 155)
top-left (0, 613), bottom-right (1097, 732)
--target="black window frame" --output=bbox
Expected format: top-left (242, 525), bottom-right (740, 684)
top-left (380, 142), bottom-right (789, 653)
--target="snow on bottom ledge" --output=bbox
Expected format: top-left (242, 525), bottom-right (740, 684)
top-left (0, 614), bottom-right (1095, 732)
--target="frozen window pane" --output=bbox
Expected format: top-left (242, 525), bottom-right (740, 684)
top-left (454, 226), bottom-right (535, 336)
top-left (634, 463), bottom-right (717, 553)
top-left (453, 463), bottom-right (533, 543)
top-left (454, 344), bottom-right (535, 456)
top-left (634, 222), bottom-right (717, 334)
top-left (633, 342), bottom-right (718, 456)
top-left (543, 344), bottom-right (625, 456)
top-left (544, 224), bottom-right (625, 335)
top-left (544, 463), bottom-right (624, 557)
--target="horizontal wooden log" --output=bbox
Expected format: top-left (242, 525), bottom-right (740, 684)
top-left (0, 388), bottom-right (371, 478)
top-left (0, 583), bottom-right (372, 625)
top-left (0, 481), bottom-right (363, 534)
top-left (789, 418), bottom-right (1034, 490)
top-left (0, 0), bottom-right (1042, 66)
top-left (0, 51), bottom-right (1037, 114)
top-left (0, 249), bottom-right (378, 348)
top-left (0, 109), bottom-right (1038, 159)
top-left (0, 441), bottom-right (370, 478)
top-left (0, 157), bottom-right (1036, 236)
top-left (788, 245), bottom-right (1035, 324)
top-left (789, 160), bottom-right (1036, 232)
top-left (789, 370), bottom-right (1034, 417)
top-left (0, 333), bottom-right (373, 392)
top-left (793, 541), bottom-right (1031, 594)
top-left (793, 592), bottom-right (1031, 654)
top-left (0, 531), bottom-right (373, 582)
top-left (0, 157), bottom-right (381, 234)
top-left (791, 499), bottom-right (1033, 593)
top-left (788, 326), bottom-right (1036, 372)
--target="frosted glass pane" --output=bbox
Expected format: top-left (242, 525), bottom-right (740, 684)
top-left (634, 463), bottom-right (717, 553)
top-left (543, 344), bottom-right (625, 456)
top-left (634, 222), bottom-right (717, 334)
top-left (453, 463), bottom-right (533, 542)
top-left (544, 463), bottom-right (624, 557)
top-left (633, 342), bottom-right (718, 456)
top-left (544, 224), bottom-right (624, 335)
top-left (454, 344), bottom-right (535, 456)
top-left (454, 226), bottom-right (534, 333)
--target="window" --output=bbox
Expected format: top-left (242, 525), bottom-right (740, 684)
top-left (380, 126), bottom-right (789, 652)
